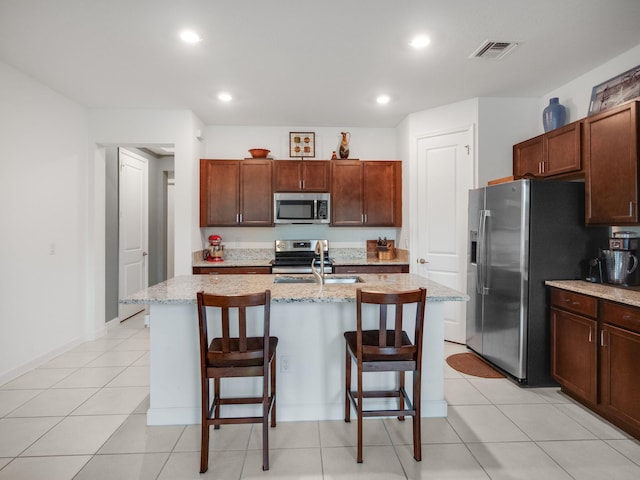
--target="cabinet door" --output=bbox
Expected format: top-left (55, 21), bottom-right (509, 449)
top-left (513, 135), bottom-right (543, 178)
top-left (331, 161), bottom-right (364, 225)
top-left (301, 161), bottom-right (330, 192)
top-left (200, 160), bottom-right (239, 227)
top-left (273, 160), bottom-right (303, 191)
top-left (550, 307), bottom-right (598, 404)
top-left (600, 323), bottom-right (640, 432)
top-left (240, 160), bottom-right (273, 226)
top-left (545, 121), bottom-right (582, 176)
top-left (585, 101), bottom-right (639, 224)
top-left (363, 161), bottom-right (402, 226)
top-left (334, 264), bottom-right (409, 274)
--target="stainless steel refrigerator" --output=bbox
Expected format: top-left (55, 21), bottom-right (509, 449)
top-left (466, 179), bottom-right (607, 386)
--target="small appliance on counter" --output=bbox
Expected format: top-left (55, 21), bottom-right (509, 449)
top-left (602, 231), bottom-right (639, 286)
top-left (204, 234), bottom-right (224, 262)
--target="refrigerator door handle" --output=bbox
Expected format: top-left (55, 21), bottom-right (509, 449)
top-left (478, 209), bottom-right (491, 295)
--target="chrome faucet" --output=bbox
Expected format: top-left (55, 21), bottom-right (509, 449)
top-left (311, 240), bottom-right (325, 285)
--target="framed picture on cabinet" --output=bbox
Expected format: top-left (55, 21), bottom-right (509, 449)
top-left (588, 64), bottom-right (640, 115)
top-left (289, 132), bottom-right (315, 158)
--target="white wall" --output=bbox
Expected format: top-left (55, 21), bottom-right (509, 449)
top-left (541, 44), bottom-right (640, 126)
top-left (0, 60), bottom-right (89, 382)
top-left (88, 109), bottom-right (204, 338)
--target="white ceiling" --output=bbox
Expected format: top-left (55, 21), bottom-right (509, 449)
top-left (1, 0), bottom-right (640, 128)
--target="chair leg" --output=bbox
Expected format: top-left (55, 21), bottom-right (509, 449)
top-left (398, 371), bottom-right (405, 421)
top-left (413, 370), bottom-right (422, 461)
top-left (270, 355), bottom-right (277, 428)
top-left (213, 378), bottom-right (221, 430)
top-left (262, 382), bottom-right (270, 471)
top-left (357, 365), bottom-right (363, 463)
top-left (200, 378), bottom-right (210, 473)
top-left (345, 344), bottom-right (351, 423)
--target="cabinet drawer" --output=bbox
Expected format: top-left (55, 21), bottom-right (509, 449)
top-left (193, 266), bottom-right (271, 275)
top-left (550, 288), bottom-right (598, 318)
top-left (601, 300), bottom-right (640, 333)
top-left (333, 264), bottom-right (409, 274)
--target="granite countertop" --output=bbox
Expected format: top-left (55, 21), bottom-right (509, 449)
top-left (123, 274), bottom-right (468, 305)
top-left (546, 280), bottom-right (640, 308)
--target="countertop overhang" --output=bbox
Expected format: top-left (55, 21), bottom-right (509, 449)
top-left (546, 280), bottom-right (640, 308)
top-left (123, 273), bottom-right (468, 305)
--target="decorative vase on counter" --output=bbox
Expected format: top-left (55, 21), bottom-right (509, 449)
top-left (339, 131), bottom-right (350, 159)
top-left (542, 97), bottom-right (566, 132)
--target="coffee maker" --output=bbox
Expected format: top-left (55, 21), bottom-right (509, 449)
top-left (602, 231), bottom-right (639, 286)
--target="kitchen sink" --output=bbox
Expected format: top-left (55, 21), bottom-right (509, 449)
top-left (323, 276), bottom-right (363, 284)
top-left (273, 275), bottom-right (363, 284)
top-left (273, 276), bottom-right (316, 284)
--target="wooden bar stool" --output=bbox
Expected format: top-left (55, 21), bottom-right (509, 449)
top-left (196, 290), bottom-right (277, 472)
top-left (344, 287), bottom-right (426, 463)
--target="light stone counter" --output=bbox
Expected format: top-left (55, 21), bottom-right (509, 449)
top-left (546, 280), bottom-right (640, 308)
top-left (123, 273), bottom-right (465, 305)
top-left (124, 274), bottom-right (467, 426)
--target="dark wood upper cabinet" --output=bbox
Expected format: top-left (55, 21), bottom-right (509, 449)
top-left (331, 160), bottom-right (401, 227)
top-left (513, 121), bottom-right (582, 179)
top-left (273, 160), bottom-right (330, 192)
top-left (585, 100), bottom-right (639, 225)
top-left (200, 159), bottom-right (273, 227)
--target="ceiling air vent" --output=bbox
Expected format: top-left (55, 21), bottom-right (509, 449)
top-left (470, 41), bottom-right (518, 60)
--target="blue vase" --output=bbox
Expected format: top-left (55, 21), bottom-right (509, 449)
top-left (542, 97), bottom-right (566, 132)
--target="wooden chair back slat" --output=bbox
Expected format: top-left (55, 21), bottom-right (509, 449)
top-left (378, 305), bottom-right (387, 346)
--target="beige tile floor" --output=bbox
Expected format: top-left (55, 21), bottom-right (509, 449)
top-left (1, 313), bottom-right (640, 479)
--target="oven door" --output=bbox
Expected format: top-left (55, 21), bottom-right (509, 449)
top-left (275, 199), bottom-right (316, 223)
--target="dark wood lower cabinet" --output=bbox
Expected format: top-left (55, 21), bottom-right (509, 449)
top-left (600, 323), bottom-right (640, 435)
top-left (193, 266), bottom-right (271, 275)
top-left (550, 287), bottom-right (640, 440)
top-left (550, 307), bottom-right (597, 405)
top-left (333, 264), bottom-right (409, 274)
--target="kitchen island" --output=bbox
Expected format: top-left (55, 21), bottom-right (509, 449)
top-left (123, 273), bottom-right (467, 426)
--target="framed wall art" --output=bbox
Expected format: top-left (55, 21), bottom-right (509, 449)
top-left (289, 132), bottom-right (315, 158)
top-left (588, 64), bottom-right (640, 115)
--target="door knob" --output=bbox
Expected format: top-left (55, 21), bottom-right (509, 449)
top-left (418, 258), bottom-right (428, 264)
top-left (142, 251), bottom-right (148, 257)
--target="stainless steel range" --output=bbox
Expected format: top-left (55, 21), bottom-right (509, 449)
top-left (271, 239), bottom-right (333, 274)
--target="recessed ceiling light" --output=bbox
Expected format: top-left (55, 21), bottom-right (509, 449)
top-left (376, 95), bottom-right (390, 105)
top-left (409, 35), bottom-right (430, 49)
top-left (217, 92), bottom-right (233, 102)
top-left (180, 30), bottom-right (202, 44)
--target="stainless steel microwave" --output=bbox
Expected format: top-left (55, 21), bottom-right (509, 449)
top-left (274, 193), bottom-right (330, 224)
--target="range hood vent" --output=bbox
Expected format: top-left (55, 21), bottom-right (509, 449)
top-left (470, 41), bottom-right (518, 60)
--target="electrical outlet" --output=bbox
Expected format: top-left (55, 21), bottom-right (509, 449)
top-left (280, 355), bottom-right (294, 373)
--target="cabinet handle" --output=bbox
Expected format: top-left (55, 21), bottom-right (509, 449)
top-left (364, 214), bottom-right (368, 223)
top-left (300, 180), bottom-right (303, 189)
top-left (630, 201), bottom-right (634, 217)
top-left (600, 330), bottom-right (607, 347)
top-left (588, 328), bottom-right (592, 343)
top-left (239, 213), bottom-right (243, 223)
top-left (236, 213), bottom-right (239, 223)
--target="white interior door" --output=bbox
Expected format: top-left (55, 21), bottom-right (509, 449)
top-left (118, 148), bottom-right (148, 321)
top-left (166, 175), bottom-right (175, 279)
top-left (415, 128), bottom-right (474, 343)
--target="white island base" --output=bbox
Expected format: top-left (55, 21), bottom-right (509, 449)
top-left (147, 301), bottom-right (446, 425)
